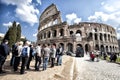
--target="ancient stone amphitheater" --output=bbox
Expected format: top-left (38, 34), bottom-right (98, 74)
top-left (37, 4), bottom-right (119, 53)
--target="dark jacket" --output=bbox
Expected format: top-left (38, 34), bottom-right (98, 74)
top-left (0, 43), bottom-right (9, 57)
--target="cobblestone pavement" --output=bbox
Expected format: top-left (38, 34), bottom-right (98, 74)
top-left (74, 55), bottom-right (120, 80)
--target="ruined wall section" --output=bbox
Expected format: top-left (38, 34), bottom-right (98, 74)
top-left (38, 4), bottom-right (62, 31)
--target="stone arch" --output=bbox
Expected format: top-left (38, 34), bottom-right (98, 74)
top-left (104, 34), bottom-right (107, 41)
top-left (47, 31), bottom-right (51, 38)
top-left (76, 30), bottom-right (82, 36)
top-left (108, 34), bottom-right (110, 41)
top-left (115, 47), bottom-right (117, 52)
top-left (67, 43), bottom-right (73, 52)
top-left (94, 33), bottom-right (98, 40)
top-left (44, 32), bottom-right (46, 38)
top-left (100, 45), bottom-right (104, 52)
top-left (53, 30), bottom-right (57, 37)
top-left (70, 31), bottom-right (74, 36)
top-left (59, 29), bottom-right (64, 36)
top-left (95, 44), bottom-right (99, 50)
top-left (110, 46), bottom-right (112, 52)
top-left (100, 33), bottom-right (103, 41)
top-left (94, 28), bottom-right (97, 32)
top-left (113, 46), bottom-right (115, 52)
top-left (85, 44), bottom-right (91, 52)
top-left (77, 44), bottom-right (83, 48)
top-left (40, 33), bottom-right (42, 39)
top-left (106, 46), bottom-right (108, 52)
top-left (89, 32), bottom-right (93, 40)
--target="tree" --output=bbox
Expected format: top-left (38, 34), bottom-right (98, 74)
top-left (16, 24), bottom-right (21, 42)
top-left (3, 21), bottom-right (20, 47)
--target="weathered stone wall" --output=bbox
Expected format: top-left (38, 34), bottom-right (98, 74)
top-left (37, 4), bottom-right (119, 53)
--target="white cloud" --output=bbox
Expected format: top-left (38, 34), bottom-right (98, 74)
top-left (66, 13), bottom-right (82, 24)
top-left (33, 33), bottom-right (37, 37)
top-left (88, 0), bottom-right (120, 39)
top-left (3, 22), bottom-right (12, 27)
top-left (36, 0), bottom-right (41, 5)
top-left (1, 0), bottom-right (39, 26)
top-left (117, 28), bottom-right (120, 31)
top-left (3, 21), bottom-right (20, 27)
top-left (117, 33), bottom-right (120, 39)
top-left (74, 18), bottom-right (82, 24)
top-left (102, 0), bottom-right (120, 12)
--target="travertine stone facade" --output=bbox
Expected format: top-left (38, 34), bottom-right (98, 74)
top-left (37, 4), bottom-right (119, 53)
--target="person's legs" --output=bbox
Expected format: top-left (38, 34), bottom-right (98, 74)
top-left (37, 57), bottom-right (41, 70)
top-left (20, 57), bottom-right (28, 74)
top-left (51, 58), bottom-right (55, 67)
top-left (10, 55), bottom-right (15, 66)
top-left (43, 57), bottom-right (48, 70)
top-left (58, 56), bottom-right (62, 65)
top-left (26, 57), bottom-right (31, 69)
top-left (0, 56), bottom-right (6, 73)
top-left (35, 55), bottom-right (38, 70)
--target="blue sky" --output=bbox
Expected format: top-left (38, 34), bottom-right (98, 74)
top-left (0, 0), bottom-right (120, 41)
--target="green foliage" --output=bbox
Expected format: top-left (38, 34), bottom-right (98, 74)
top-left (3, 21), bottom-right (22, 47)
top-left (16, 24), bottom-right (21, 42)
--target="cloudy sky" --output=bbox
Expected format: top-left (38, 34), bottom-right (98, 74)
top-left (0, 0), bottom-right (120, 41)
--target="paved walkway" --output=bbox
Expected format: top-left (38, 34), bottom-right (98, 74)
top-left (0, 55), bottom-right (120, 80)
top-left (74, 55), bottom-right (120, 80)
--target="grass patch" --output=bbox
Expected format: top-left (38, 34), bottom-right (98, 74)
top-left (100, 56), bottom-right (120, 63)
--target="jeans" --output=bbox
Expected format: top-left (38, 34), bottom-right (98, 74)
top-left (43, 57), bottom-right (48, 70)
top-left (51, 58), bottom-right (55, 67)
top-left (20, 57), bottom-right (28, 74)
top-left (35, 56), bottom-right (41, 70)
top-left (13, 57), bottom-right (20, 71)
top-left (57, 55), bottom-right (62, 65)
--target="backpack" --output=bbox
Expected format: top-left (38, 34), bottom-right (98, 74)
top-left (21, 47), bottom-right (28, 57)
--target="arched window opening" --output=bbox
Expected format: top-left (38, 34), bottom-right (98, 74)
top-left (44, 33), bottom-right (46, 38)
top-left (59, 29), bottom-right (64, 36)
top-left (85, 44), bottom-right (91, 53)
top-left (70, 31), bottom-right (74, 36)
top-left (95, 33), bottom-right (98, 40)
top-left (67, 43), bottom-right (73, 52)
top-left (95, 44), bottom-right (99, 50)
top-left (100, 33), bottom-right (103, 41)
top-left (47, 31), bottom-right (51, 38)
top-left (104, 34), bottom-right (107, 41)
top-left (76, 30), bottom-right (82, 36)
top-left (53, 30), bottom-right (57, 37)
top-left (89, 33), bottom-right (93, 40)
top-left (108, 35), bottom-right (110, 41)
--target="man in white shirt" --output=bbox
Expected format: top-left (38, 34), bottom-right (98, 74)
top-left (35, 44), bottom-right (41, 71)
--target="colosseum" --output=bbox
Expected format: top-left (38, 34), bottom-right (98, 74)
top-left (37, 4), bottom-right (119, 54)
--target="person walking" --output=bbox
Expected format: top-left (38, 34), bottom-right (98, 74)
top-left (20, 41), bottom-right (30, 74)
top-left (34, 44), bottom-right (41, 71)
top-left (0, 40), bottom-right (10, 74)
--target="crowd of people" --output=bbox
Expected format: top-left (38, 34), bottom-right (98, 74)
top-left (88, 50), bottom-right (118, 62)
top-left (0, 39), bottom-right (119, 74)
top-left (0, 40), bottom-right (64, 74)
